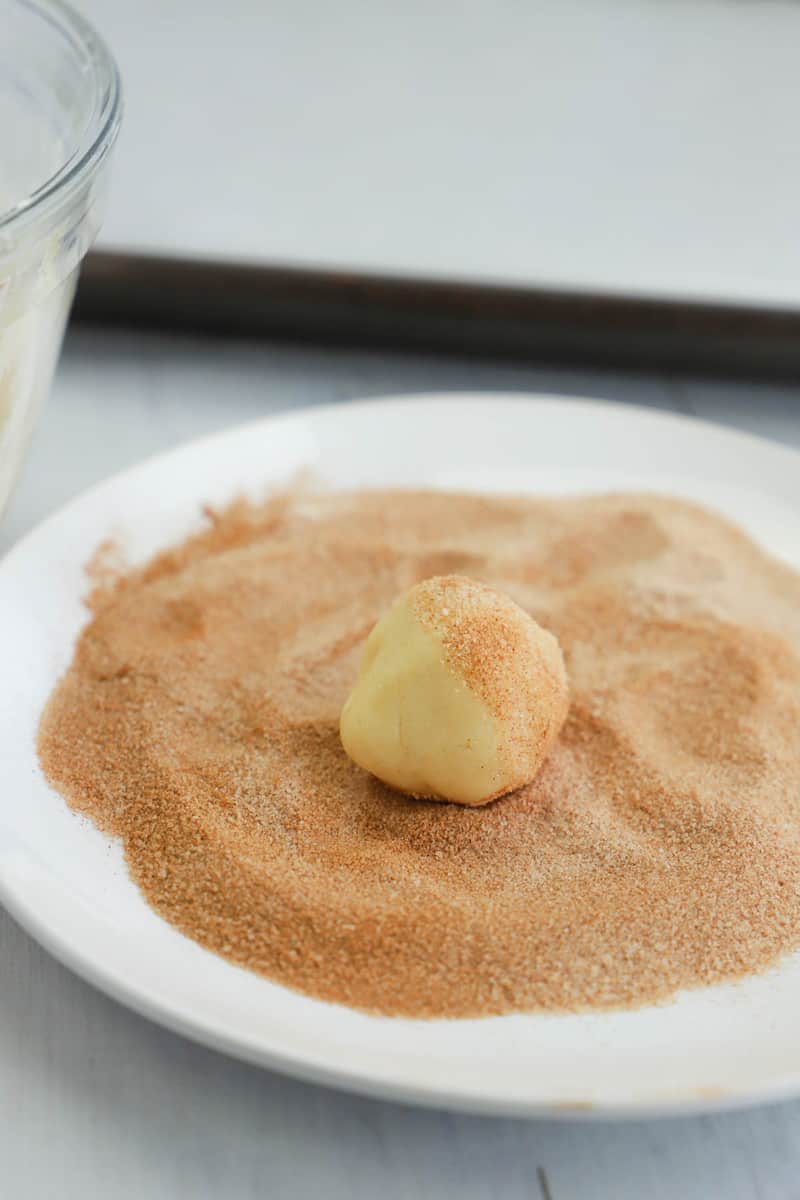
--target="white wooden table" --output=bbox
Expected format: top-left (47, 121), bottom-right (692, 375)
top-left (2, 325), bottom-right (800, 1199)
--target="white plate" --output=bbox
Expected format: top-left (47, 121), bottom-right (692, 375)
top-left (2, 394), bottom-right (800, 1120)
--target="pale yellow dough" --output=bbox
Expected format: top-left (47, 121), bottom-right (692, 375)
top-left (340, 575), bottom-right (569, 806)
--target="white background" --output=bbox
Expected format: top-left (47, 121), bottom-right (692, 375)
top-left (81, 0), bottom-right (800, 307)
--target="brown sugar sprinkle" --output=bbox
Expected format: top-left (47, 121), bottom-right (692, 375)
top-left (38, 488), bottom-right (800, 1018)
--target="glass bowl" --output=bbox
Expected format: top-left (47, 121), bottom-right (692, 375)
top-left (0, 0), bottom-right (121, 519)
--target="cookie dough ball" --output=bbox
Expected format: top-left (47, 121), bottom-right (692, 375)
top-left (340, 575), bottom-right (569, 806)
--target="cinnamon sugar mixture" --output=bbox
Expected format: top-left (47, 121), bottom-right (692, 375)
top-left (38, 489), bottom-right (800, 1017)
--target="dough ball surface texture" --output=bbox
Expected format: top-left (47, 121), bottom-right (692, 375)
top-left (339, 575), bottom-right (569, 806)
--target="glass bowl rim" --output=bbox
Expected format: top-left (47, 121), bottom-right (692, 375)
top-left (0, 0), bottom-right (122, 238)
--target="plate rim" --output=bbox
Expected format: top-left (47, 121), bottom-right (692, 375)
top-left (5, 389), bottom-right (800, 574)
